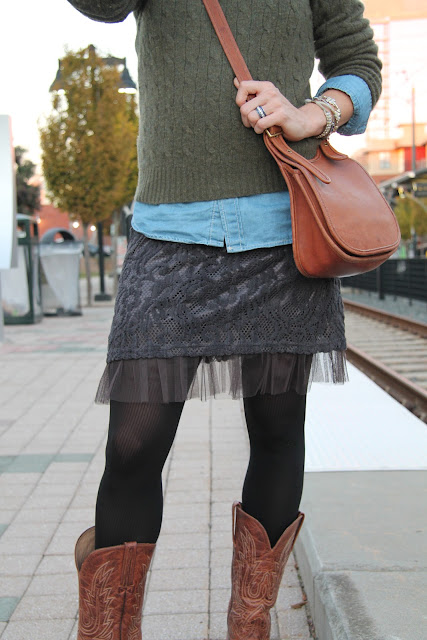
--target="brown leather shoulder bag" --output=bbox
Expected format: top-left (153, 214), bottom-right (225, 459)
top-left (202, 0), bottom-right (401, 278)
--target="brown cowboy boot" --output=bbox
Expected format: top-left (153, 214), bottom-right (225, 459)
top-left (75, 527), bottom-right (155, 640)
top-left (227, 502), bottom-right (304, 640)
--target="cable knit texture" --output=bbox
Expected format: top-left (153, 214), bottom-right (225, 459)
top-left (67, 0), bottom-right (382, 203)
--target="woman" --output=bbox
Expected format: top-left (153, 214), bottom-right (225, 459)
top-left (69, 0), bottom-right (381, 638)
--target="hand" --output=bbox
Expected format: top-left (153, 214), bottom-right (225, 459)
top-left (234, 78), bottom-right (327, 141)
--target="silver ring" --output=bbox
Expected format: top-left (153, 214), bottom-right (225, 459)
top-left (256, 106), bottom-right (267, 119)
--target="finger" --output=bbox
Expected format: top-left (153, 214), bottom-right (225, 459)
top-left (235, 80), bottom-right (266, 107)
top-left (253, 113), bottom-right (278, 134)
top-left (241, 95), bottom-right (272, 122)
top-left (247, 106), bottom-right (269, 128)
top-left (233, 77), bottom-right (240, 89)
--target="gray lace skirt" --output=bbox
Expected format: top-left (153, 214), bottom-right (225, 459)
top-left (96, 229), bottom-right (348, 403)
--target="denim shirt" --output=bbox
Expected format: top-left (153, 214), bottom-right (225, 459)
top-left (132, 75), bottom-right (372, 253)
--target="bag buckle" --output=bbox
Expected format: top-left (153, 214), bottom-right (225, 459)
top-left (266, 127), bottom-right (283, 138)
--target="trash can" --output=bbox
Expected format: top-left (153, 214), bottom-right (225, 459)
top-left (39, 228), bottom-right (83, 316)
top-left (1, 214), bottom-right (43, 324)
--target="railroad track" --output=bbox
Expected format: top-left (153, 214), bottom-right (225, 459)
top-left (343, 299), bottom-right (427, 422)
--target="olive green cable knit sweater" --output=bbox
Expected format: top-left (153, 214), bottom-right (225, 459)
top-left (67, 0), bottom-right (382, 203)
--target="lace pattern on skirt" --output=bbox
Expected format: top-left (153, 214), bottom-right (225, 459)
top-left (97, 229), bottom-right (348, 403)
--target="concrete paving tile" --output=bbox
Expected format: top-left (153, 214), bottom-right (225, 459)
top-left (208, 612), bottom-right (228, 639)
top-left (0, 577), bottom-right (30, 598)
top-left (26, 573), bottom-right (77, 596)
top-left (61, 508), bottom-right (94, 523)
top-left (166, 478), bottom-right (210, 492)
top-left (3, 454), bottom-right (54, 474)
top-left (0, 597), bottom-right (20, 622)
top-left (10, 594), bottom-right (78, 621)
top-left (3, 521), bottom-right (58, 540)
top-left (140, 612), bottom-right (208, 640)
top-left (275, 586), bottom-right (307, 612)
top-left (155, 532), bottom-right (209, 552)
top-left (0, 473), bottom-right (41, 485)
top-left (211, 502), bottom-right (232, 519)
top-left (143, 589), bottom-right (209, 615)
top-left (163, 502), bottom-right (210, 520)
top-left (160, 516), bottom-right (209, 534)
top-left (210, 566), bottom-right (231, 590)
top-left (31, 483), bottom-right (77, 498)
top-left (0, 621), bottom-right (6, 635)
top-left (1, 618), bottom-right (75, 640)
top-left (163, 490), bottom-right (210, 505)
top-left (210, 529), bottom-right (231, 549)
top-left (210, 516), bottom-right (230, 533)
top-left (0, 537), bottom-right (48, 555)
top-left (36, 555), bottom-right (76, 575)
top-left (209, 588), bottom-right (230, 613)
top-left (47, 462), bottom-right (90, 474)
top-left (282, 560), bottom-right (302, 589)
top-left (68, 619), bottom-right (78, 640)
top-left (152, 548), bottom-right (208, 570)
top-left (0, 524), bottom-right (8, 538)
top-left (270, 612), bottom-right (281, 640)
top-left (72, 483), bottom-right (99, 497)
top-left (0, 555), bottom-right (41, 576)
top-left (44, 535), bottom-right (76, 556)
top-left (39, 473), bottom-right (82, 486)
top-left (23, 493), bottom-right (72, 510)
top-left (211, 489), bottom-right (241, 503)
top-left (276, 607), bottom-right (311, 639)
top-left (0, 483), bottom-right (36, 498)
top-left (0, 512), bottom-right (15, 525)
top-left (54, 522), bottom-right (90, 539)
top-left (210, 547), bottom-right (233, 568)
top-left (67, 494), bottom-right (96, 509)
top-left (212, 477), bottom-right (243, 491)
top-left (13, 507), bottom-right (65, 524)
top-left (0, 496), bottom-right (27, 511)
top-left (55, 454), bottom-right (94, 464)
top-left (148, 567), bottom-right (209, 592)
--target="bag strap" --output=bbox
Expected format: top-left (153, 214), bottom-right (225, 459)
top-left (201, 0), bottom-right (335, 183)
top-left (201, 0), bottom-right (252, 83)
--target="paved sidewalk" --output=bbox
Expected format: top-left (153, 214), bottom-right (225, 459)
top-left (0, 306), bottom-right (314, 640)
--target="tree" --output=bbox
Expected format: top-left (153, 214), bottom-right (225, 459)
top-left (15, 146), bottom-right (41, 215)
top-left (40, 45), bottom-right (138, 305)
top-left (393, 193), bottom-right (427, 241)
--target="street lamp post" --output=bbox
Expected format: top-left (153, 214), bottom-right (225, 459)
top-left (49, 46), bottom-right (137, 302)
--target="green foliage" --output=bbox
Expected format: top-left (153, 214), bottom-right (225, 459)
top-left (15, 146), bottom-right (41, 214)
top-left (40, 46), bottom-right (138, 225)
top-left (393, 195), bottom-right (427, 240)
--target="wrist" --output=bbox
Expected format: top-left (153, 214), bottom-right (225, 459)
top-left (298, 102), bottom-right (327, 138)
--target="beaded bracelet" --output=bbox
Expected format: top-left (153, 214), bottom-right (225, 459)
top-left (305, 96), bottom-right (341, 139)
top-left (320, 95), bottom-right (341, 130)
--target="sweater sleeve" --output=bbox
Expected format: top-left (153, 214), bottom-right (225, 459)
top-left (310, 0), bottom-right (382, 107)
top-left (65, 0), bottom-right (142, 23)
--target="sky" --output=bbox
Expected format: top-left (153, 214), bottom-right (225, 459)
top-left (1, 2), bottom-right (426, 170)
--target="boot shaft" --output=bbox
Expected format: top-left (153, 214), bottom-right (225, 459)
top-left (227, 502), bottom-right (304, 640)
top-left (75, 527), bottom-right (155, 640)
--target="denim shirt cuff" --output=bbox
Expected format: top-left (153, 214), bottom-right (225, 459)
top-left (315, 74), bottom-right (372, 136)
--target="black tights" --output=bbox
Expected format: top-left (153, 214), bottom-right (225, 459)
top-left (95, 391), bottom-right (306, 549)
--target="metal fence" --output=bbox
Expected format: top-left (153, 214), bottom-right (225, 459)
top-left (342, 259), bottom-right (427, 303)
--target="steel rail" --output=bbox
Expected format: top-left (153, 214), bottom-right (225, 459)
top-left (346, 344), bottom-right (427, 423)
top-left (343, 299), bottom-right (427, 338)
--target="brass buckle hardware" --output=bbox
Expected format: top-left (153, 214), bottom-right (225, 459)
top-left (266, 128), bottom-right (283, 138)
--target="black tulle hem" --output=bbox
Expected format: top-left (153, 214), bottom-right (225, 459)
top-left (95, 350), bottom-right (348, 404)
